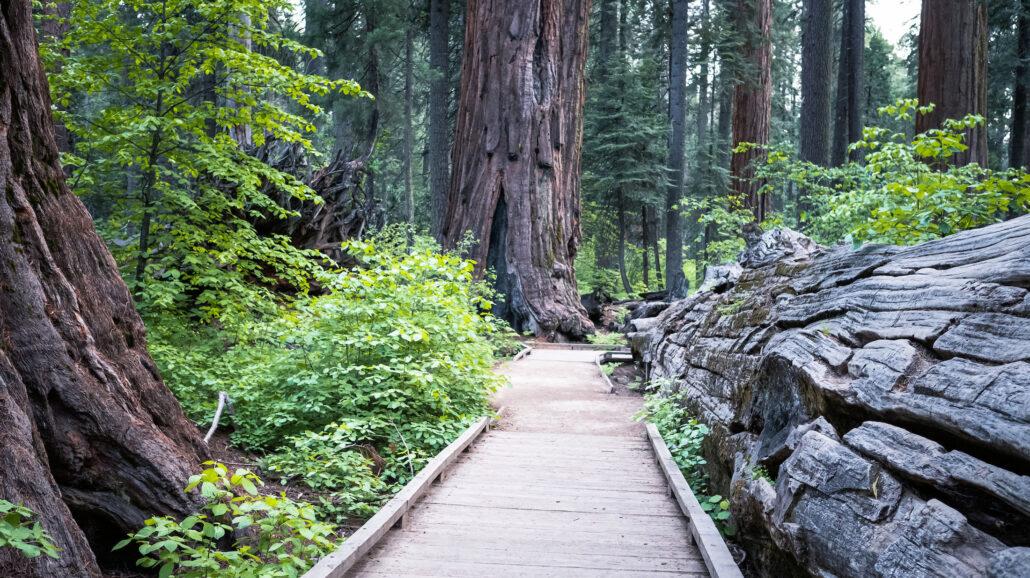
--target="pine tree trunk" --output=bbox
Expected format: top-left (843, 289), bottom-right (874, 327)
top-left (443, 0), bottom-right (593, 340)
top-left (730, 0), bottom-right (773, 222)
top-left (0, 3), bottom-right (208, 576)
top-left (831, 0), bottom-right (851, 166)
top-left (916, 0), bottom-right (987, 167)
top-left (403, 27), bottom-right (415, 239)
top-left (429, 0), bottom-right (451, 241)
top-left (664, 0), bottom-right (689, 299)
top-left (651, 206), bottom-right (663, 286)
top-left (1012, 0), bottom-right (1030, 169)
top-left (641, 205), bottom-right (650, 288)
top-left (800, 0), bottom-right (832, 166)
top-left (846, 0), bottom-right (863, 162)
top-left (617, 191), bottom-right (631, 294)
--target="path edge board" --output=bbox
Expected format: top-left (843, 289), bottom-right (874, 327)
top-left (646, 422), bottom-right (745, 578)
top-left (303, 413), bottom-right (496, 578)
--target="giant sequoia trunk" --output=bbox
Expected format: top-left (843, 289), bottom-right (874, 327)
top-left (428, 0), bottom-right (451, 241)
top-left (917, 0), bottom-right (988, 167)
top-left (730, 0), bottom-right (773, 222)
top-left (443, 0), bottom-right (592, 340)
top-left (0, 3), bottom-right (207, 576)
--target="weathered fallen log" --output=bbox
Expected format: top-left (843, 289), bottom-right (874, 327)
top-left (631, 217), bottom-right (1030, 577)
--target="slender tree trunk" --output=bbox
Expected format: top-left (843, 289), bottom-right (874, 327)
top-left (846, 0), bottom-right (863, 162)
top-left (641, 206), bottom-right (650, 288)
top-left (916, 0), bottom-right (987, 167)
top-left (429, 0), bottom-right (451, 241)
top-left (617, 191), bottom-right (631, 294)
top-left (443, 0), bottom-right (593, 339)
top-left (619, 0), bottom-right (628, 52)
top-left (0, 3), bottom-right (207, 576)
top-left (730, 0), bottom-right (773, 222)
top-left (229, 13), bottom-right (253, 148)
top-left (831, 0), bottom-right (851, 166)
top-left (716, 0), bottom-right (735, 172)
top-left (403, 27), bottom-right (415, 241)
top-left (40, 0), bottom-right (72, 154)
top-left (665, 0), bottom-right (689, 299)
top-left (1013, 0), bottom-right (1030, 168)
top-left (800, 0), bottom-right (832, 166)
top-left (651, 206), bottom-right (663, 286)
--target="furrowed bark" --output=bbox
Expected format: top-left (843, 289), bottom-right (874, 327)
top-left (0, 2), bottom-right (207, 576)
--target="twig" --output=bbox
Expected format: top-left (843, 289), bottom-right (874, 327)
top-left (388, 419), bottom-right (415, 478)
top-left (204, 391), bottom-right (234, 443)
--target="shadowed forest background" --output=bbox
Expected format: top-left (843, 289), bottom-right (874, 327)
top-left (0, 0), bottom-right (1028, 576)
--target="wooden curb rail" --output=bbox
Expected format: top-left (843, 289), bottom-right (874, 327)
top-left (302, 411), bottom-right (500, 578)
top-left (646, 422), bottom-right (744, 578)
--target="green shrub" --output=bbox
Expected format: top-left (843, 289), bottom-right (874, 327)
top-left (0, 501), bottom-right (60, 560)
top-left (752, 99), bottom-right (1030, 246)
top-left (152, 241), bottom-right (506, 450)
top-left (114, 462), bottom-right (335, 578)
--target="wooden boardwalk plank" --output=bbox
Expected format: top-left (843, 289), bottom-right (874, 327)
top-left (315, 350), bottom-right (735, 578)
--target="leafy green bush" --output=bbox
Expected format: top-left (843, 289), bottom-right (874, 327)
top-left (587, 332), bottom-right (625, 346)
top-left (0, 501), bottom-right (60, 560)
top-left (153, 241), bottom-right (505, 450)
top-left (114, 463), bottom-right (335, 578)
top-left (754, 100), bottom-right (1030, 246)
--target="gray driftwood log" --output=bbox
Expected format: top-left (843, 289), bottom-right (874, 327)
top-left (630, 217), bottom-right (1030, 577)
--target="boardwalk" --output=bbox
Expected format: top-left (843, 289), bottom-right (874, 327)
top-left (345, 348), bottom-right (710, 577)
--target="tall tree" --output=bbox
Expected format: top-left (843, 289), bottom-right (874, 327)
top-left (730, 0), bottom-right (773, 222)
top-left (665, 0), bottom-right (690, 298)
top-left (916, 0), bottom-right (988, 167)
top-left (443, 0), bottom-right (593, 339)
top-left (428, 0), bottom-right (451, 240)
top-left (800, 0), bottom-right (832, 166)
top-left (832, 0), bottom-right (864, 165)
top-left (1012, 0), bottom-right (1030, 168)
top-left (0, 1), bottom-right (207, 575)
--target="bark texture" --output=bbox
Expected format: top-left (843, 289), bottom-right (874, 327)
top-left (428, 0), bottom-right (451, 241)
top-left (630, 218), bottom-right (1030, 576)
top-left (916, 0), bottom-right (988, 167)
top-left (799, 0), bottom-right (832, 166)
top-left (730, 0), bottom-right (773, 222)
top-left (443, 0), bottom-right (593, 340)
top-left (0, 2), bottom-right (207, 576)
top-left (831, 0), bottom-right (863, 166)
top-left (664, 0), bottom-right (689, 299)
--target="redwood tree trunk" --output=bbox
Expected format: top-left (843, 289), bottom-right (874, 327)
top-left (428, 0), bottom-right (451, 241)
top-left (1012, 0), bottom-right (1030, 169)
top-left (443, 0), bottom-right (593, 340)
top-left (0, 3), bottom-right (207, 576)
top-left (916, 0), bottom-right (988, 167)
top-left (730, 0), bottom-right (773, 222)
top-left (800, 0), bottom-right (832, 166)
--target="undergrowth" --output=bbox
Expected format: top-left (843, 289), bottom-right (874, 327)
top-left (635, 391), bottom-right (736, 536)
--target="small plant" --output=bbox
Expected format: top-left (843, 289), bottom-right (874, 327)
top-left (600, 362), bottom-right (618, 376)
top-left (0, 500), bottom-right (60, 560)
top-left (716, 298), bottom-right (744, 316)
top-left (588, 332), bottom-right (625, 345)
top-left (114, 462), bottom-right (336, 577)
top-left (752, 465), bottom-right (775, 486)
top-left (699, 494), bottom-right (736, 537)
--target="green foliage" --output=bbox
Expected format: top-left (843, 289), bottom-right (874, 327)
top-left (114, 462), bottom-right (335, 577)
top-left (587, 332), bottom-right (626, 346)
top-left (153, 241), bottom-right (505, 450)
top-left (0, 501), bottom-right (61, 560)
top-left (600, 362), bottom-right (618, 376)
top-left (635, 393), bottom-right (735, 536)
top-left (44, 0), bottom-right (367, 321)
top-left (755, 100), bottom-right (1030, 245)
top-left (751, 465), bottom-right (774, 486)
top-left (678, 195), bottom-right (752, 280)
